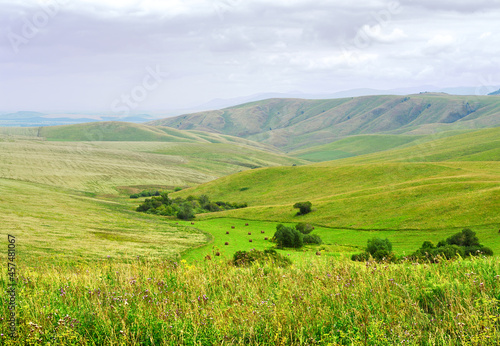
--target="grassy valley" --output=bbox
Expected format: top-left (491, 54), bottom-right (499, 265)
top-left (0, 123), bottom-right (303, 194)
top-left (0, 105), bottom-right (499, 344)
top-left (172, 128), bottom-right (500, 257)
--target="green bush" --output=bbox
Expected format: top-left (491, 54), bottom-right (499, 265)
top-left (446, 228), bottom-right (480, 247)
top-left (303, 234), bottom-right (322, 245)
top-left (273, 224), bottom-right (303, 249)
top-left (177, 203), bottom-right (195, 220)
top-left (233, 249), bottom-right (291, 267)
top-left (366, 238), bottom-right (392, 256)
top-left (295, 223), bottom-right (314, 234)
top-left (293, 201), bottom-right (312, 215)
top-left (351, 252), bottom-right (370, 261)
top-left (135, 193), bottom-right (247, 218)
top-left (352, 238), bottom-right (396, 263)
top-left (409, 229), bottom-right (493, 262)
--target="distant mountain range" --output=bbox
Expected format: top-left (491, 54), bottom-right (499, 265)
top-left (150, 93), bottom-right (500, 151)
top-left (0, 111), bottom-right (155, 127)
top-left (2, 84), bottom-right (499, 127)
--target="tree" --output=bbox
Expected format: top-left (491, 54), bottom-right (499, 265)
top-left (177, 203), bottom-right (195, 220)
top-left (446, 228), bottom-right (480, 247)
top-left (273, 224), bottom-right (303, 248)
top-left (366, 238), bottom-right (392, 256)
top-left (295, 223), bottom-right (314, 234)
top-left (303, 234), bottom-right (322, 244)
top-left (293, 201), bottom-right (312, 215)
top-left (198, 194), bottom-right (210, 207)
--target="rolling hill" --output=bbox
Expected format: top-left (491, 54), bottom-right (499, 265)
top-left (171, 128), bottom-right (499, 236)
top-left (150, 94), bottom-right (500, 151)
top-left (0, 122), bottom-right (305, 194)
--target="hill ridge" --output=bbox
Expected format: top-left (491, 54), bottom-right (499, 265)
top-left (149, 94), bottom-right (500, 151)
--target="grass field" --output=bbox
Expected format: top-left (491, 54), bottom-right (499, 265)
top-left (1, 254), bottom-right (499, 344)
top-left (0, 178), bottom-right (208, 260)
top-left (172, 129), bottom-right (500, 258)
top-left (177, 218), bottom-right (498, 263)
top-left (290, 134), bottom-right (424, 161)
top-left (0, 138), bottom-right (302, 194)
top-left (0, 122), bottom-right (498, 344)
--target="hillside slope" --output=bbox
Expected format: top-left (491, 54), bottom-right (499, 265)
top-left (36, 121), bottom-right (279, 152)
top-left (0, 139), bottom-right (304, 194)
top-left (150, 94), bottom-right (500, 151)
top-left (172, 128), bottom-right (500, 231)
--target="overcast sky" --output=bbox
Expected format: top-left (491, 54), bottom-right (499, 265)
top-left (1, 0), bottom-right (500, 113)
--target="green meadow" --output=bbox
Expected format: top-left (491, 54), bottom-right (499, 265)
top-left (0, 124), bottom-right (498, 344)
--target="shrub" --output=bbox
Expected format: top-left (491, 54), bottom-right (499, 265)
top-left (303, 234), bottom-right (322, 245)
top-left (352, 238), bottom-right (396, 263)
top-left (366, 238), bottom-right (392, 256)
top-left (204, 202), bottom-right (220, 212)
top-left (273, 224), bottom-right (303, 248)
top-left (409, 229), bottom-right (493, 262)
top-left (351, 252), bottom-right (370, 262)
top-left (293, 201), bottom-right (312, 215)
top-left (232, 249), bottom-right (291, 267)
top-left (177, 203), bottom-right (195, 220)
top-left (295, 223), bottom-right (314, 234)
top-left (446, 228), bottom-right (480, 247)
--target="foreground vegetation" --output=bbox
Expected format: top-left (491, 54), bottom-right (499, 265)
top-left (1, 123), bottom-right (498, 344)
top-left (1, 256), bottom-right (498, 345)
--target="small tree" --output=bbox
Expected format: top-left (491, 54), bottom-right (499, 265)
top-left (295, 223), bottom-right (314, 234)
top-left (446, 228), bottom-right (480, 247)
top-left (366, 238), bottom-right (392, 256)
top-left (177, 203), bottom-right (195, 220)
top-left (352, 237), bottom-right (395, 262)
top-left (273, 224), bottom-right (303, 248)
top-left (303, 234), bottom-right (322, 244)
top-left (198, 195), bottom-right (210, 207)
top-left (293, 201), bottom-right (312, 215)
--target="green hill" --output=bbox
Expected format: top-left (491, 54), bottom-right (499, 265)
top-left (0, 139), bottom-right (304, 194)
top-left (290, 134), bottom-right (424, 161)
top-left (326, 127), bottom-right (500, 164)
top-left (150, 94), bottom-right (500, 151)
top-left (38, 121), bottom-right (278, 151)
top-left (39, 121), bottom-right (184, 142)
top-left (172, 128), bottom-right (500, 234)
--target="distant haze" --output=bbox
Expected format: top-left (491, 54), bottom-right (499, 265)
top-left (1, 0), bottom-right (500, 113)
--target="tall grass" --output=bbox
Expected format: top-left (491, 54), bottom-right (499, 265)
top-left (2, 255), bottom-right (499, 345)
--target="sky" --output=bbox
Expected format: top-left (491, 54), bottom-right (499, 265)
top-left (1, 0), bottom-right (500, 113)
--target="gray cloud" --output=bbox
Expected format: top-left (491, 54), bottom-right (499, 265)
top-left (1, 0), bottom-right (499, 112)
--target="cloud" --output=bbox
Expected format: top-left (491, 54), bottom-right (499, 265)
top-left (363, 26), bottom-right (407, 43)
top-left (422, 34), bottom-right (457, 55)
top-left (1, 0), bottom-right (500, 111)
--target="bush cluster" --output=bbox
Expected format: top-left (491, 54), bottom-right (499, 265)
top-left (129, 189), bottom-right (162, 199)
top-left (136, 193), bottom-right (247, 220)
top-left (232, 249), bottom-right (291, 267)
top-left (272, 223), bottom-right (322, 249)
top-left (293, 201), bottom-right (312, 215)
top-left (408, 228), bottom-right (493, 262)
top-left (352, 238), bottom-right (396, 262)
top-left (352, 229), bottom-right (493, 263)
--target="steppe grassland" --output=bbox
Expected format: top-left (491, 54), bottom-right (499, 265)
top-left (0, 178), bottom-right (208, 260)
top-left (1, 254), bottom-right (498, 345)
top-left (0, 139), bottom-right (301, 194)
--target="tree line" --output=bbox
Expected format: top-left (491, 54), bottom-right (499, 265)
top-left (135, 192), bottom-right (247, 220)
